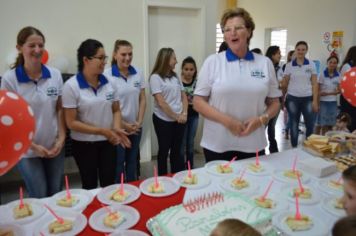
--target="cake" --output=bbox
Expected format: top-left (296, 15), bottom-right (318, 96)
top-left (183, 174), bottom-right (198, 185)
top-left (285, 215), bottom-right (313, 231)
top-left (292, 188), bottom-right (312, 199)
top-left (103, 211), bottom-right (125, 228)
top-left (111, 190), bottom-right (130, 202)
top-left (231, 178), bottom-right (249, 190)
top-left (248, 163), bottom-right (264, 172)
top-left (148, 182), bottom-right (165, 193)
top-left (334, 198), bottom-right (344, 209)
top-left (254, 197), bottom-right (275, 209)
top-left (216, 164), bottom-right (233, 173)
top-left (0, 229), bottom-right (14, 236)
top-left (328, 180), bottom-right (343, 190)
top-left (284, 170), bottom-right (302, 179)
top-left (56, 196), bottom-right (79, 207)
top-left (147, 191), bottom-right (274, 236)
top-left (13, 203), bottom-right (33, 219)
top-left (48, 219), bottom-right (73, 234)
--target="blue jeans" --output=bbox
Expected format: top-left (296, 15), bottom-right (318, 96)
top-left (116, 130), bottom-right (142, 182)
top-left (286, 95), bottom-right (316, 147)
top-left (17, 150), bottom-right (64, 198)
top-left (180, 115), bottom-right (199, 168)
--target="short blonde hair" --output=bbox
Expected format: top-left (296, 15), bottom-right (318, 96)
top-left (210, 219), bottom-right (261, 236)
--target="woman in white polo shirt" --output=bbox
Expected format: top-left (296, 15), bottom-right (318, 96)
top-left (193, 8), bottom-right (281, 162)
top-left (282, 41), bottom-right (319, 147)
top-left (62, 39), bottom-right (130, 189)
top-left (150, 48), bottom-right (188, 175)
top-left (1, 26), bottom-right (65, 198)
top-left (104, 40), bottom-right (146, 182)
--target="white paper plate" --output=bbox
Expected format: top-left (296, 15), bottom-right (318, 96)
top-left (273, 170), bottom-right (311, 184)
top-left (89, 205), bottom-right (140, 233)
top-left (321, 197), bottom-right (346, 217)
top-left (33, 209), bottom-right (87, 236)
top-left (97, 184), bottom-right (141, 205)
top-left (250, 192), bottom-right (289, 214)
top-left (49, 189), bottom-right (93, 212)
top-left (243, 161), bottom-right (274, 176)
top-left (272, 211), bottom-right (329, 236)
top-left (282, 186), bottom-right (321, 205)
top-left (220, 176), bottom-right (259, 196)
top-left (4, 198), bottom-right (46, 224)
top-left (317, 178), bottom-right (344, 195)
top-left (139, 177), bottom-right (180, 197)
top-left (173, 170), bottom-right (211, 189)
top-left (0, 223), bottom-right (25, 235)
top-left (110, 229), bottom-right (149, 236)
top-left (204, 160), bottom-right (239, 176)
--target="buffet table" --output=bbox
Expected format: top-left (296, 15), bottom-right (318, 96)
top-left (0, 148), bottom-right (345, 235)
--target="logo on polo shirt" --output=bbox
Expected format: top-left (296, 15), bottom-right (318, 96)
top-left (305, 68), bottom-right (313, 74)
top-left (47, 87), bottom-right (58, 97)
top-left (251, 70), bottom-right (266, 79)
top-left (106, 91), bottom-right (114, 101)
top-left (133, 81), bottom-right (141, 88)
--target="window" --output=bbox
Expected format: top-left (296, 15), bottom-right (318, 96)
top-left (216, 23), bottom-right (224, 53)
top-left (270, 28), bottom-right (287, 63)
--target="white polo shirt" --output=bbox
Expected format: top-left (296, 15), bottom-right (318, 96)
top-left (340, 63), bottom-right (351, 77)
top-left (104, 65), bottom-right (145, 123)
top-left (194, 49), bottom-right (281, 153)
top-left (150, 73), bottom-right (184, 122)
top-left (284, 58), bottom-right (317, 97)
top-left (62, 73), bottom-right (118, 142)
top-left (318, 69), bottom-right (340, 102)
top-left (1, 65), bottom-right (63, 158)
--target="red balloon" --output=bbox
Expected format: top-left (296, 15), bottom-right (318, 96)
top-left (340, 67), bottom-right (356, 107)
top-left (41, 49), bottom-right (49, 64)
top-left (0, 90), bottom-right (36, 176)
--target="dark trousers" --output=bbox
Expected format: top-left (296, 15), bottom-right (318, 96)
top-left (203, 148), bottom-right (265, 163)
top-left (153, 114), bottom-right (186, 175)
top-left (72, 140), bottom-right (116, 189)
top-left (267, 110), bottom-right (280, 153)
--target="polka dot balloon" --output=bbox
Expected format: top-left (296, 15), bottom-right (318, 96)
top-left (340, 67), bottom-right (356, 107)
top-left (0, 90), bottom-right (35, 176)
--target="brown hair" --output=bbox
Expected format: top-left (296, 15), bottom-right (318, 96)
top-left (210, 219), bottom-right (261, 236)
top-left (150, 47), bottom-right (177, 78)
top-left (220, 8), bottom-right (255, 44)
top-left (12, 26), bottom-right (45, 69)
top-left (111, 39), bottom-right (132, 65)
top-left (332, 215), bottom-right (356, 236)
top-left (342, 46), bottom-right (356, 68)
top-left (343, 165), bottom-right (356, 185)
top-left (337, 112), bottom-right (352, 126)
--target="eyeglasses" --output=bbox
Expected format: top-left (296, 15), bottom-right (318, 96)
top-left (90, 55), bottom-right (108, 62)
top-left (223, 25), bottom-right (246, 33)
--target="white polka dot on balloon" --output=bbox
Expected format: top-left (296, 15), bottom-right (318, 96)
top-left (14, 142), bottom-right (23, 151)
top-left (28, 132), bottom-right (34, 140)
top-left (0, 161), bottom-right (8, 169)
top-left (341, 88), bottom-right (344, 93)
top-left (343, 76), bottom-right (347, 81)
top-left (1, 115), bottom-right (13, 126)
top-left (27, 106), bottom-right (34, 117)
top-left (351, 71), bottom-right (356, 77)
top-left (6, 92), bottom-right (19, 100)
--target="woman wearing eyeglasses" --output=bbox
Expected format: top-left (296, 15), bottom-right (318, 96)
top-left (104, 40), bottom-right (146, 182)
top-left (193, 8), bottom-right (281, 162)
top-left (62, 39), bottom-right (130, 189)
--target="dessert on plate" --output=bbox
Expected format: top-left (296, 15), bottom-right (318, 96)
top-left (48, 219), bottom-right (73, 234)
top-left (147, 182), bottom-right (165, 193)
top-left (111, 190), bottom-right (130, 202)
top-left (285, 215), bottom-right (313, 231)
top-left (248, 163), bottom-right (264, 172)
top-left (183, 173), bottom-right (198, 185)
top-left (231, 178), bottom-right (249, 190)
top-left (328, 180), bottom-right (343, 190)
top-left (13, 202), bottom-right (33, 219)
top-left (334, 198), bottom-right (344, 209)
top-left (103, 211), bottom-right (125, 228)
top-left (284, 170), bottom-right (303, 179)
top-left (292, 188), bottom-right (312, 199)
top-left (216, 164), bottom-right (233, 174)
top-left (56, 195), bottom-right (79, 207)
top-left (254, 197), bottom-right (275, 209)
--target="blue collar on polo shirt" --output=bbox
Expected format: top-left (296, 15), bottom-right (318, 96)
top-left (111, 64), bottom-right (137, 78)
top-left (225, 48), bottom-right (254, 62)
top-left (76, 72), bottom-right (108, 89)
top-left (15, 64), bottom-right (51, 83)
top-left (292, 58), bottom-right (310, 66)
top-left (323, 68), bottom-right (339, 78)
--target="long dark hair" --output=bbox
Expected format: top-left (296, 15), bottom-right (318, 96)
top-left (341, 46), bottom-right (356, 68)
top-left (77, 39), bottom-right (103, 72)
top-left (181, 56), bottom-right (197, 80)
top-left (265, 45), bottom-right (280, 64)
top-left (12, 26), bottom-right (45, 69)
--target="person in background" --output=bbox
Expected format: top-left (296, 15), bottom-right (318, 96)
top-left (193, 8), bottom-right (281, 162)
top-left (180, 56), bottom-right (199, 168)
top-left (210, 219), bottom-right (262, 236)
top-left (341, 165), bottom-right (356, 216)
top-left (62, 39), bottom-right (130, 189)
top-left (104, 40), bottom-right (146, 182)
top-left (1, 26), bottom-right (65, 198)
top-left (150, 48), bottom-right (188, 175)
top-left (282, 50), bottom-right (295, 139)
top-left (265, 45), bottom-right (282, 153)
top-left (333, 112), bottom-right (351, 132)
top-left (332, 215), bottom-right (356, 236)
top-left (339, 46), bottom-right (356, 132)
top-left (281, 41), bottom-right (319, 147)
top-left (251, 48), bottom-right (262, 54)
top-left (315, 56), bottom-right (340, 135)
top-left (218, 41), bottom-right (228, 53)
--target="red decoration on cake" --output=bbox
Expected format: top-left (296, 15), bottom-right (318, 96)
top-left (183, 192), bottom-right (224, 213)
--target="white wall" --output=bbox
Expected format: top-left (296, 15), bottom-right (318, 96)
top-left (239, 0), bottom-right (356, 66)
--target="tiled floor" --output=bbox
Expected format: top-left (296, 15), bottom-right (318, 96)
top-left (0, 111), bottom-right (305, 204)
